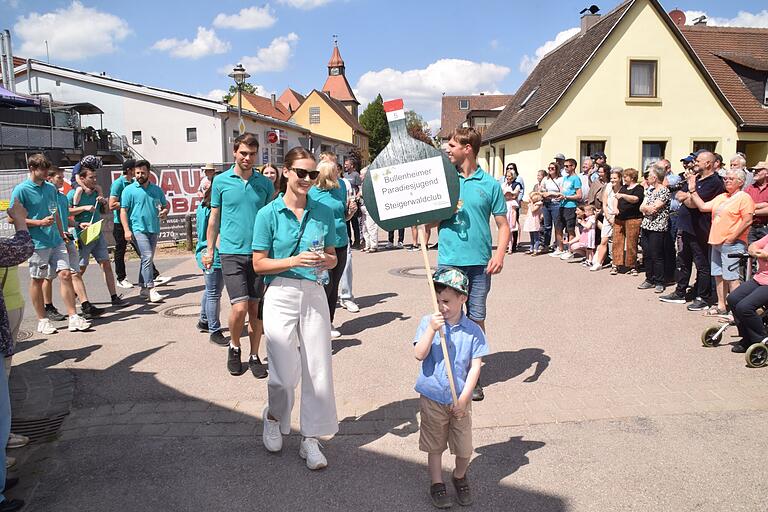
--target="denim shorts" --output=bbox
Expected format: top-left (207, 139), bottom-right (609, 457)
top-left (29, 243), bottom-right (70, 279)
top-left (439, 264), bottom-right (491, 321)
top-left (710, 241), bottom-right (746, 281)
top-left (78, 233), bottom-right (109, 266)
top-left (221, 253), bottom-right (264, 304)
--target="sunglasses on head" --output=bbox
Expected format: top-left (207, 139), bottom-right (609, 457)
top-left (291, 167), bottom-right (319, 180)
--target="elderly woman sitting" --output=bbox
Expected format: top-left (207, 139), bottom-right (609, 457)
top-left (726, 233), bottom-right (768, 352)
top-left (687, 169), bottom-right (755, 316)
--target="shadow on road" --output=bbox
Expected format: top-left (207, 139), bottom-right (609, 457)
top-left (338, 311), bottom-right (411, 335)
top-left (481, 348), bottom-right (551, 386)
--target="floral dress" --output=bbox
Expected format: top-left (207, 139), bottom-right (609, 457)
top-left (0, 231), bottom-right (34, 356)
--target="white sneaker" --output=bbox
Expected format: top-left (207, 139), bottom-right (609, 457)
top-left (68, 314), bottom-right (91, 332)
top-left (262, 405), bottom-right (282, 452)
top-left (340, 299), bottom-right (360, 313)
top-left (5, 456), bottom-right (15, 469)
top-left (549, 249), bottom-right (564, 258)
top-left (299, 437), bottom-right (327, 470)
top-left (153, 275), bottom-right (171, 286)
top-left (37, 318), bottom-right (57, 335)
top-left (330, 329), bottom-right (341, 339)
top-left (559, 251), bottom-right (573, 260)
top-left (116, 279), bottom-right (134, 289)
top-left (7, 432), bottom-right (29, 449)
top-left (148, 289), bottom-right (166, 303)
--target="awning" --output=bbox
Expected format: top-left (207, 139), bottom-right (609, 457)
top-left (0, 85), bottom-right (40, 107)
top-left (63, 102), bottom-right (104, 115)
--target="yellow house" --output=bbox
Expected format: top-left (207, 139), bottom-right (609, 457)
top-left (291, 89), bottom-right (370, 162)
top-left (481, 0), bottom-right (768, 190)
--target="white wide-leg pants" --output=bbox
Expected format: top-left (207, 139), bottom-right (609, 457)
top-left (263, 277), bottom-right (338, 437)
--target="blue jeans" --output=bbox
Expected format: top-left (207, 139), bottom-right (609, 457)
top-left (529, 231), bottom-right (542, 252)
top-left (200, 269), bottom-right (224, 333)
top-left (133, 232), bottom-right (158, 289)
top-left (0, 366), bottom-right (10, 504)
top-left (542, 202), bottom-right (560, 248)
top-left (439, 264), bottom-right (491, 321)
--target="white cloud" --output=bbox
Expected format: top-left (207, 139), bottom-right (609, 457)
top-left (221, 33), bottom-right (299, 73)
top-left (277, 0), bottom-right (333, 9)
top-left (213, 5), bottom-right (277, 30)
top-left (199, 89), bottom-right (228, 101)
top-left (152, 27), bottom-right (230, 59)
top-left (354, 59), bottom-right (511, 116)
top-left (683, 9), bottom-right (768, 27)
top-left (13, 1), bottom-right (130, 61)
top-left (427, 118), bottom-right (441, 134)
top-left (519, 26), bottom-right (579, 74)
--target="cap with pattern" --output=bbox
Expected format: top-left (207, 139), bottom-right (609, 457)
top-left (432, 267), bottom-right (469, 296)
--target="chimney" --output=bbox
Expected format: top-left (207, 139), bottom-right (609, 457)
top-left (581, 12), bottom-right (601, 32)
top-left (270, 93), bottom-right (276, 107)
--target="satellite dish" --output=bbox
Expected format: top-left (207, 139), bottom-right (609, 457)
top-left (668, 9), bottom-right (686, 27)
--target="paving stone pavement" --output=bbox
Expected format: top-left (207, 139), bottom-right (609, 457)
top-left (6, 240), bottom-right (768, 511)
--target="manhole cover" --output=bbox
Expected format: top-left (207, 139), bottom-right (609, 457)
top-left (160, 303), bottom-right (200, 318)
top-left (16, 329), bottom-right (32, 342)
top-left (388, 266), bottom-right (429, 279)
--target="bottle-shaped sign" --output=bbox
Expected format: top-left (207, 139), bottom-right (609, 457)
top-left (361, 99), bottom-right (459, 232)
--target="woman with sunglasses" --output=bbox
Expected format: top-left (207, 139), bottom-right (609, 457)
top-left (252, 147), bottom-right (338, 470)
top-left (308, 159), bottom-right (353, 338)
top-left (540, 162), bottom-right (563, 252)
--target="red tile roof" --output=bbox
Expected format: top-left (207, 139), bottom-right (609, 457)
top-left (278, 88), bottom-right (306, 113)
top-left (328, 46), bottom-right (344, 67)
top-left (240, 92), bottom-right (292, 121)
top-left (437, 95), bottom-right (514, 139)
top-left (322, 74), bottom-right (358, 103)
top-left (681, 25), bottom-right (768, 128)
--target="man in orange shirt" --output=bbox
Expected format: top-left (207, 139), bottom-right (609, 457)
top-left (687, 167), bottom-right (754, 316)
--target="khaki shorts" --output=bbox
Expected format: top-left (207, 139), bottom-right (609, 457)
top-left (419, 395), bottom-right (473, 457)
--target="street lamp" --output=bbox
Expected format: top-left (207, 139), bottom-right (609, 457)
top-left (228, 63), bottom-right (250, 135)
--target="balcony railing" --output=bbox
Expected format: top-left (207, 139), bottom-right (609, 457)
top-left (0, 122), bottom-right (76, 150)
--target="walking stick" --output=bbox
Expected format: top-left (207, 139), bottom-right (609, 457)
top-left (417, 225), bottom-right (458, 405)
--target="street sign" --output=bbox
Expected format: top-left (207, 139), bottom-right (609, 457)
top-left (267, 131), bottom-right (278, 144)
top-left (238, 118), bottom-right (246, 134)
top-left (262, 149), bottom-right (269, 164)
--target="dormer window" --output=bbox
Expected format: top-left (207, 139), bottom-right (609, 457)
top-left (459, 99), bottom-right (469, 110)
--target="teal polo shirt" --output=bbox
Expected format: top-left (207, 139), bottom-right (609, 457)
top-left (308, 180), bottom-right (349, 248)
top-left (195, 204), bottom-right (221, 270)
top-left (67, 188), bottom-right (103, 236)
top-left (120, 181), bottom-right (167, 234)
top-left (9, 179), bottom-right (63, 249)
top-left (211, 166), bottom-right (274, 255)
top-left (251, 194), bottom-right (335, 284)
top-left (560, 174), bottom-right (582, 208)
top-left (109, 176), bottom-right (133, 224)
top-left (438, 167), bottom-right (507, 267)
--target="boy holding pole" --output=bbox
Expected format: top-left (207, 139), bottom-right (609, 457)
top-left (413, 267), bottom-right (488, 508)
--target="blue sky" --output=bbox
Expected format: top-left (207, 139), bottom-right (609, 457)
top-left (3, 0), bottom-right (768, 132)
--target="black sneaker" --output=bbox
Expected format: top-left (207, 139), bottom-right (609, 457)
top-left (429, 483), bottom-right (452, 509)
top-left (452, 474), bottom-right (473, 507)
top-left (637, 280), bottom-right (654, 290)
top-left (687, 298), bottom-right (709, 311)
top-left (209, 330), bottom-right (227, 346)
top-left (196, 320), bottom-right (209, 333)
top-left (471, 384), bottom-right (484, 402)
top-left (45, 305), bottom-right (66, 322)
top-left (227, 346), bottom-right (242, 375)
top-left (81, 302), bottom-right (104, 317)
top-left (731, 344), bottom-right (747, 353)
top-left (249, 356), bottom-right (268, 379)
top-left (659, 291), bottom-right (686, 304)
top-left (111, 294), bottom-right (126, 306)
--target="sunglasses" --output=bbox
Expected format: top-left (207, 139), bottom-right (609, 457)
top-left (291, 167), bottom-right (319, 180)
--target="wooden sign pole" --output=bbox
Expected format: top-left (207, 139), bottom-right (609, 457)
top-left (417, 225), bottom-right (459, 405)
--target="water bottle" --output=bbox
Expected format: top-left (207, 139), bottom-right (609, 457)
top-left (310, 238), bottom-right (330, 285)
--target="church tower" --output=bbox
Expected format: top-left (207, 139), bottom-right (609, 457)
top-left (321, 37), bottom-right (360, 118)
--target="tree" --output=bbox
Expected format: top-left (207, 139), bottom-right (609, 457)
top-left (359, 94), bottom-right (390, 160)
top-left (222, 83), bottom-right (257, 103)
top-left (405, 110), bottom-right (435, 146)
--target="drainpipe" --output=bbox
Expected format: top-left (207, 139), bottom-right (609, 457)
top-left (220, 112), bottom-right (229, 165)
top-left (26, 59), bottom-right (32, 93)
top-left (489, 142), bottom-right (496, 177)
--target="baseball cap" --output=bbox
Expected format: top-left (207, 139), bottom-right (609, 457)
top-left (680, 155), bottom-right (694, 163)
top-left (553, 153), bottom-right (566, 160)
top-left (80, 155), bottom-right (102, 170)
top-left (592, 151), bottom-right (606, 159)
top-left (432, 267), bottom-right (469, 296)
